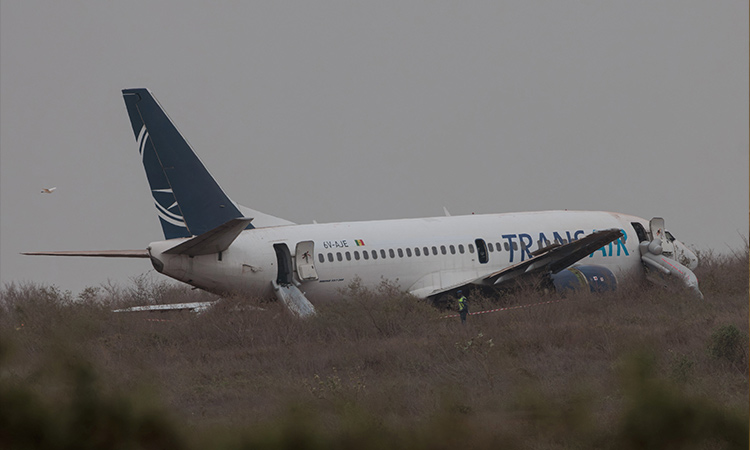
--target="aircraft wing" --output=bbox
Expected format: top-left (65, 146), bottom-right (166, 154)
top-left (481, 228), bottom-right (623, 288)
top-left (408, 228), bottom-right (623, 298)
top-left (21, 250), bottom-right (150, 258)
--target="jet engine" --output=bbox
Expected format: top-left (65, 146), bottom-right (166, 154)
top-left (550, 265), bottom-right (617, 293)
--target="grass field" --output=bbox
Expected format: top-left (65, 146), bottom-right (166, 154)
top-left (1, 249), bottom-right (748, 449)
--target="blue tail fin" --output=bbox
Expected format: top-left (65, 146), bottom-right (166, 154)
top-left (122, 88), bottom-right (251, 239)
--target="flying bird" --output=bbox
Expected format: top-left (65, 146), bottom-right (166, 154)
top-left (41, 187), bottom-right (57, 194)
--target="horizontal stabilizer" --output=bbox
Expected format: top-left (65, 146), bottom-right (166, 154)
top-left (163, 217), bottom-right (253, 256)
top-left (22, 250), bottom-right (150, 258)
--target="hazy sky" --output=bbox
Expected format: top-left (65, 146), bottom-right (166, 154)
top-left (1, 1), bottom-right (747, 294)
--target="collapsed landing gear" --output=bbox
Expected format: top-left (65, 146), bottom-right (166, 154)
top-left (430, 293), bottom-right (453, 310)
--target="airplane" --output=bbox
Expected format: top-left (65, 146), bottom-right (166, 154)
top-left (23, 88), bottom-right (703, 316)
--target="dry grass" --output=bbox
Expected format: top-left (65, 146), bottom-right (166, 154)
top-left (1, 250), bottom-right (748, 449)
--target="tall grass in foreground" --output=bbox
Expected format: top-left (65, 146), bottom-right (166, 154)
top-left (0, 250), bottom-right (747, 449)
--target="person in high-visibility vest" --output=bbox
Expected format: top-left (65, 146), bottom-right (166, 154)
top-left (457, 290), bottom-right (468, 324)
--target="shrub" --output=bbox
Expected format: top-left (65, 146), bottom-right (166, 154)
top-left (708, 324), bottom-right (747, 366)
top-left (617, 352), bottom-right (748, 449)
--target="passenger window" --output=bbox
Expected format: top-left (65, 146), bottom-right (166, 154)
top-left (449, 245), bottom-right (456, 254)
top-left (406, 248), bottom-right (412, 257)
top-left (363, 251), bottom-right (369, 260)
top-left (397, 248), bottom-right (403, 258)
top-left (381, 249), bottom-right (387, 259)
top-left (415, 247), bottom-right (421, 257)
top-left (513, 242), bottom-right (518, 251)
top-left (354, 251), bottom-right (360, 261)
top-left (389, 249), bottom-right (395, 258)
top-left (495, 243), bottom-right (502, 252)
top-left (487, 244), bottom-right (493, 252)
top-left (337, 252), bottom-right (343, 262)
top-left (468, 244), bottom-right (475, 253)
top-left (504, 242), bottom-right (510, 251)
top-left (372, 250), bottom-right (378, 260)
top-left (345, 251), bottom-right (351, 261)
top-left (431, 246), bottom-right (438, 255)
top-left (424, 247), bottom-right (430, 255)
top-left (440, 245), bottom-right (447, 255)
top-left (458, 244), bottom-right (465, 254)
top-left (318, 254), bottom-right (325, 263)
top-left (328, 253), bottom-right (334, 262)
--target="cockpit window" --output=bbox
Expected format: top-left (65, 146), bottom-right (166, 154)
top-left (665, 231), bottom-right (675, 242)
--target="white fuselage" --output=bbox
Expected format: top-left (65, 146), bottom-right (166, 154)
top-left (147, 210), bottom-right (651, 301)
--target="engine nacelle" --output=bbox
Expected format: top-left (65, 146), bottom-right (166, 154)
top-left (550, 265), bottom-right (617, 293)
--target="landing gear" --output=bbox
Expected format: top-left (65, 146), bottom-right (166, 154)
top-left (430, 293), bottom-right (453, 310)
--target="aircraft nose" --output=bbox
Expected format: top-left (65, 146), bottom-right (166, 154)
top-left (676, 241), bottom-right (699, 270)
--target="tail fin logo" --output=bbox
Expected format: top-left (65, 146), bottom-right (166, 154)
top-left (137, 125), bottom-right (189, 232)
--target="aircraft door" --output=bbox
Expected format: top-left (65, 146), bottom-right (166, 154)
top-left (648, 217), bottom-right (675, 256)
top-left (631, 222), bottom-right (648, 242)
top-left (295, 241), bottom-right (319, 281)
top-left (273, 243), bottom-right (294, 286)
top-left (649, 217), bottom-right (665, 242)
top-left (475, 239), bottom-right (489, 264)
